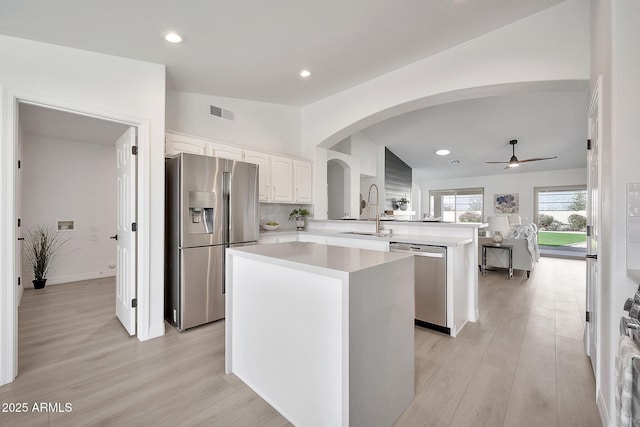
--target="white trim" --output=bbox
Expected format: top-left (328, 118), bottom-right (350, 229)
top-left (1, 84), bottom-right (18, 385)
top-left (25, 272), bottom-right (116, 287)
top-left (597, 389), bottom-right (610, 427)
top-left (0, 88), bottom-right (159, 385)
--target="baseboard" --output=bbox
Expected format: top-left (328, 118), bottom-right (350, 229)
top-left (26, 272), bottom-right (116, 287)
top-left (597, 389), bottom-right (610, 427)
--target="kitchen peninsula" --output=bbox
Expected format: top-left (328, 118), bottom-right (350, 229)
top-left (259, 219), bottom-right (485, 336)
top-left (225, 242), bottom-right (414, 427)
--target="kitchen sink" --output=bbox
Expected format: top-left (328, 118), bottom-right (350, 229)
top-left (340, 231), bottom-right (391, 238)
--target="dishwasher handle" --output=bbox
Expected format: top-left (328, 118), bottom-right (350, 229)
top-left (411, 251), bottom-right (444, 258)
top-left (390, 244), bottom-right (445, 258)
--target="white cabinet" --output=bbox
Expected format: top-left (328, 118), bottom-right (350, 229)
top-left (293, 160), bottom-right (312, 203)
top-left (166, 131), bottom-right (312, 205)
top-left (166, 131), bottom-right (241, 160)
top-left (243, 150), bottom-right (270, 201)
top-left (244, 151), bottom-right (298, 203)
top-left (165, 132), bottom-right (207, 156)
top-left (270, 155), bottom-right (294, 202)
top-left (209, 141), bottom-right (243, 161)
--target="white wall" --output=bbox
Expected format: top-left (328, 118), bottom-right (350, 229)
top-left (349, 133), bottom-right (378, 177)
top-left (302, 0), bottom-right (590, 219)
top-left (166, 90), bottom-right (303, 158)
top-left (301, 0), bottom-right (590, 152)
top-left (590, 0), bottom-right (613, 422)
top-left (360, 146), bottom-right (386, 220)
top-left (419, 168), bottom-right (587, 224)
top-left (0, 34), bottom-right (166, 384)
top-left (591, 0), bottom-right (640, 423)
top-left (21, 134), bottom-right (116, 286)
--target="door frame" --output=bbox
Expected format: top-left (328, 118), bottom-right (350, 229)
top-left (0, 88), bottom-right (152, 385)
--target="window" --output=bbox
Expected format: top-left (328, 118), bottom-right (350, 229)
top-left (429, 188), bottom-right (484, 223)
top-left (534, 185), bottom-right (587, 256)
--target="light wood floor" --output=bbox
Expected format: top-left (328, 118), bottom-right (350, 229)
top-left (0, 258), bottom-right (600, 426)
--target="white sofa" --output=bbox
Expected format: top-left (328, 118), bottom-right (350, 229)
top-left (478, 236), bottom-right (538, 278)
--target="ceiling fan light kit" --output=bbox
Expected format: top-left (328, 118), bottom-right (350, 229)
top-left (485, 139), bottom-right (557, 169)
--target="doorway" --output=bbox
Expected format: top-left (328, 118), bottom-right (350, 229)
top-left (533, 185), bottom-right (588, 258)
top-left (13, 100), bottom-right (137, 379)
top-left (327, 159), bottom-right (351, 220)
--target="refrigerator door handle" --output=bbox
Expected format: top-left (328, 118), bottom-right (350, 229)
top-left (223, 170), bottom-right (231, 244)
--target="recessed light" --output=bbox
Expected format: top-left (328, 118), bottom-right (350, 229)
top-left (300, 69), bottom-right (311, 78)
top-left (435, 149), bottom-right (450, 156)
top-left (164, 32), bottom-right (183, 43)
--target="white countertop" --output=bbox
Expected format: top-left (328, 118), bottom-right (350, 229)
top-left (228, 241), bottom-right (411, 273)
top-left (312, 219), bottom-right (487, 228)
top-left (259, 230), bottom-right (473, 247)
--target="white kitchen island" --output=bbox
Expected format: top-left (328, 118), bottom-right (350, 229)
top-left (225, 242), bottom-right (414, 427)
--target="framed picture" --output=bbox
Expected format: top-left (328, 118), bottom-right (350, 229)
top-left (495, 193), bottom-right (519, 214)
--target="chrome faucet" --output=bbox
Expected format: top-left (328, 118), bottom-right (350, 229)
top-left (367, 184), bottom-right (382, 233)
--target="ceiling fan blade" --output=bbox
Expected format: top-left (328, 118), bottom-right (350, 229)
top-left (518, 156), bottom-right (558, 163)
top-left (484, 161), bottom-right (510, 164)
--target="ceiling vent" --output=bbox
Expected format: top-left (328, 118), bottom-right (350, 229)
top-left (209, 105), bottom-right (235, 122)
top-left (448, 159), bottom-right (461, 165)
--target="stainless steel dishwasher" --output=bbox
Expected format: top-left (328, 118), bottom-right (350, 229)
top-left (389, 243), bottom-right (448, 334)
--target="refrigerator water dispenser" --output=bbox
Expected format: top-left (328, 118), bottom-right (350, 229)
top-left (188, 191), bottom-right (216, 234)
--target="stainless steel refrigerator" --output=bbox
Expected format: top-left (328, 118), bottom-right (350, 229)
top-left (165, 153), bottom-right (259, 331)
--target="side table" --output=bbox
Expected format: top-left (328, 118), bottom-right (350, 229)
top-left (481, 244), bottom-right (513, 279)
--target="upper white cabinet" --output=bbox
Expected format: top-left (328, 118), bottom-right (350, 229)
top-left (209, 141), bottom-right (243, 161)
top-left (270, 155), bottom-right (294, 202)
top-left (166, 131), bottom-right (241, 160)
top-left (165, 132), bottom-right (207, 156)
top-left (243, 149), bottom-right (270, 201)
top-left (166, 131), bottom-right (312, 204)
top-left (293, 160), bottom-right (312, 203)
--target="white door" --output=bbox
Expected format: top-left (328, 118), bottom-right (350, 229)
top-left (115, 128), bottom-right (137, 335)
top-left (585, 77), bottom-right (602, 380)
top-left (16, 133), bottom-right (23, 305)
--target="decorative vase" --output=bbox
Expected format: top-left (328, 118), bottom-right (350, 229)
top-left (295, 216), bottom-right (306, 230)
top-left (32, 279), bottom-right (47, 289)
top-left (399, 203), bottom-right (408, 211)
top-left (491, 231), bottom-right (503, 246)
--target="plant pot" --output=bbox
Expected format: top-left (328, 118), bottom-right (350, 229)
top-left (32, 279), bottom-right (47, 289)
top-left (295, 216), bottom-right (306, 230)
top-left (399, 203), bottom-right (408, 211)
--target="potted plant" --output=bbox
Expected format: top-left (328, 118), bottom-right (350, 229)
top-left (289, 207), bottom-right (311, 230)
top-left (398, 196), bottom-right (409, 211)
top-left (23, 225), bottom-right (68, 289)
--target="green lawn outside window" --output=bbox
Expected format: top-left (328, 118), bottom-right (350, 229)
top-left (537, 231), bottom-right (587, 247)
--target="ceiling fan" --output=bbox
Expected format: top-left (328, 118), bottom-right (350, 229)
top-left (485, 139), bottom-right (557, 169)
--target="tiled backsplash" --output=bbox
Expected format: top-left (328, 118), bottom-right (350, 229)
top-left (260, 203), bottom-right (312, 230)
